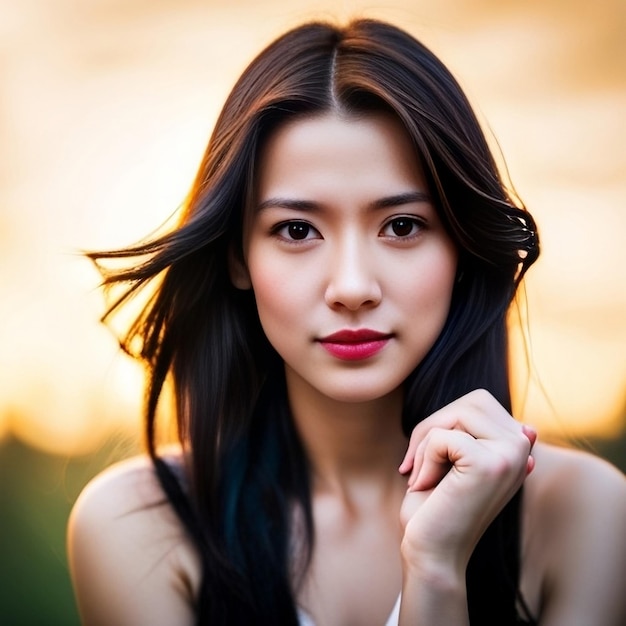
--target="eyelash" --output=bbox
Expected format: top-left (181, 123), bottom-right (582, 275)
top-left (270, 215), bottom-right (427, 243)
top-left (379, 216), bottom-right (426, 239)
top-left (270, 221), bottom-right (321, 243)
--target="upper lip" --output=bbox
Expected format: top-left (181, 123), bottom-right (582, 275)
top-left (318, 329), bottom-right (392, 343)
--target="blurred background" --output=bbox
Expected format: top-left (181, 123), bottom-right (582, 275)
top-left (1, 0), bottom-right (624, 623)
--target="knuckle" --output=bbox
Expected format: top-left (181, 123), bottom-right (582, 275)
top-left (516, 430), bottom-right (532, 453)
top-left (468, 388), bottom-right (493, 404)
top-left (410, 419), bottom-right (430, 439)
top-left (478, 448), bottom-right (519, 479)
top-left (425, 426), bottom-right (447, 443)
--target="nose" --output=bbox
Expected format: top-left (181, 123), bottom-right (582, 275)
top-left (324, 235), bottom-right (382, 311)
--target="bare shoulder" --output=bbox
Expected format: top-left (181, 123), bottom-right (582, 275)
top-left (528, 441), bottom-right (625, 512)
top-left (68, 454), bottom-right (200, 626)
top-left (523, 442), bottom-right (626, 626)
top-left (533, 442), bottom-right (626, 489)
top-left (525, 441), bottom-right (626, 544)
top-left (70, 453), bottom-right (181, 521)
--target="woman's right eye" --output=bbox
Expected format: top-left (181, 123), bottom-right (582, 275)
top-left (274, 221), bottom-right (321, 241)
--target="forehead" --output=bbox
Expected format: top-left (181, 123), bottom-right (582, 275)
top-left (254, 111), bottom-right (428, 205)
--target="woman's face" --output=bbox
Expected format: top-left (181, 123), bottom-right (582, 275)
top-left (240, 112), bottom-right (457, 405)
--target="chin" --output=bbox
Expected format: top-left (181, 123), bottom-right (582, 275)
top-left (320, 382), bottom-right (402, 405)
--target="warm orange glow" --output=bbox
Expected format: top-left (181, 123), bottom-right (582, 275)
top-left (510, 299), bottom-right (625, 439)
top-left (1, 0), bottom-right (624, 456)
top-left (0, 412), bottom-right (9, 443)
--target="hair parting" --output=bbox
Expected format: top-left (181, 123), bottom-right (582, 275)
top-left (90, 18), bottom-right (539, 624)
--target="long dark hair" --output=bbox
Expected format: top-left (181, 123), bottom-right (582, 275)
top-left (91, 19), bottom-right (539, 625)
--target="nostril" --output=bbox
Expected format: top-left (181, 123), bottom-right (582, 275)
top-left (324, 242), bottom-right (382, 310)
top-left (324, 276), bottom-right (382, 310)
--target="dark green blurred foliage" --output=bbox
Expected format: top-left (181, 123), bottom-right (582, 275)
top-left (0, 425), bottom-right (623, 625)
top-left (0, 435), bottom-right (138, 626)
top-left (586, 433), bottom-right (626, 475)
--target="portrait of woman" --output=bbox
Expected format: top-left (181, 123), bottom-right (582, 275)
top-left (66, 18), bottom-right (626, 625)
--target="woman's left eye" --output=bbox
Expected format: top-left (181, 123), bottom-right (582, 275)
top-left (380, 217), bottom-right (423, 238)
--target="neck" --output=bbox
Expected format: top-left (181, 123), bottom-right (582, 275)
top-left (285, 366), bottom-right (408, 496)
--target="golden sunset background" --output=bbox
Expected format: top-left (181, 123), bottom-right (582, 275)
top-left (1, 0), bottom-right (624, 623)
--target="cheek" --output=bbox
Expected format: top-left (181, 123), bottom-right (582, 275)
top-left (399, 251), bottom-right (457, 339)
top-left (406, 248), bottom-right (456, 303)
top-left (247, 252), bottom-right (306, 335)
top-left (425, 262), bottom-right (456, 308)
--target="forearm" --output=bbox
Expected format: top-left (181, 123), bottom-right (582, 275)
top-left (399, 551), bottom-right (469, 626)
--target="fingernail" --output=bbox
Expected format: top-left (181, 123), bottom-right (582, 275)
top-left (522, 424), bottom-right (537, 446)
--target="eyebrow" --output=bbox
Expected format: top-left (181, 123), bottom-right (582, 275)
top-left (256, 191), bottom-right (432, 213)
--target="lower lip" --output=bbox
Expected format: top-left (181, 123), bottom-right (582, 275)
top-left (319, 339), bottom-right (390, 361)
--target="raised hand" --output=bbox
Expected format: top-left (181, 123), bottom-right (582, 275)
top-left (398, 389), bottom-right (536, 573)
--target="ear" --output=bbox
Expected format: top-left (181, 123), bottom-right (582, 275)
top-left (228, 245), bottom-right (252, 290)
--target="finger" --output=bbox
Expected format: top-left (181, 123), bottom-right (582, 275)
top-left (404, 421), bottom-right (451, 485)
top-left (406, 434), bottom-right (428, 486)
top-left (409, 428), bottom-right (477, 492)
top-left (412, 389), bottom-right (522, 442)
top-left (399, 397), bottom-right (477, 475)
top-left (399, 452), bottom-right (414, 475)
top-left (522, 424), bottom-right (538, 449)
top-left (399, 429), bottom-right (421, 474)
top-left (400, 391), bottom-right (533, 481)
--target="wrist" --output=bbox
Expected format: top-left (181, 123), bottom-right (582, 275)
top-left (400, 537), bottom-right (468, 590)
top-left (399, 553), bottom-right (469, 626)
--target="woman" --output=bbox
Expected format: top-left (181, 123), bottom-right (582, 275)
top-left (67, 18), bottom-right (626, 625)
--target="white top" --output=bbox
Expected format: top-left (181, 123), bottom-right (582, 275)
top-left (298, 594), bottom-right (401, 625)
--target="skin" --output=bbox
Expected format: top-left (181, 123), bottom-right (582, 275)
top-left (68, 112), bottom-right (626, 626)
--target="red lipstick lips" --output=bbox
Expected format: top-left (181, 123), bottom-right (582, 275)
top-left (318, 329), bottom-right (392, 361)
